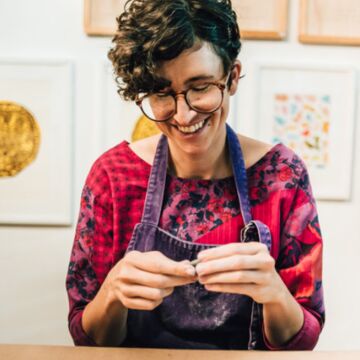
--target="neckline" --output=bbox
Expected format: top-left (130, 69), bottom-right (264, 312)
top-left (124, 140), bottom-right (282, 181)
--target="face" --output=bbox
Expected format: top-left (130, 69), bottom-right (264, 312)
top-left (153, 42), bottom-right (241, 158)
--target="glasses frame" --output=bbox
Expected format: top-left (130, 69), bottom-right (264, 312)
top-left (135, 74), bottom-right (231, 123)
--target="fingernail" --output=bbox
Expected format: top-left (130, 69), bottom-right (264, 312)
top-left (196, 264), bottom-right (204, 274)
top-left (185, 267), bottom-right (196, 276)
top-left (190, 258), bottom-right (201, 266)
top-left (181, 260), bottom-right (192, 266)
top-left (197, 252), bottom-right (206, 260)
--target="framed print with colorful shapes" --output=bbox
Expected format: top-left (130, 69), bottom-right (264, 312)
top-left (0, 60), bottom-right (74, 225)
top-left (233, 0), bottom-right (288, 40)
top-left (256, 63), bottom-right (356, 200)
top-left (84, 0), bottom-right (126, 36)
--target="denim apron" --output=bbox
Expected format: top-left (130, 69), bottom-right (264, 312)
top-left (123, 124), bottom-right (272, 349)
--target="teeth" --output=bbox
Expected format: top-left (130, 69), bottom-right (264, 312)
top-left (178, 120), bottom-right (205, 134)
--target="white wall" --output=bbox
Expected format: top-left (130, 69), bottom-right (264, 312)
top-left (0, 0), bottom-right (359, 350)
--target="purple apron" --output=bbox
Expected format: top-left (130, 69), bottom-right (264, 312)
top-left (123, 124), bottom-right (272, 349)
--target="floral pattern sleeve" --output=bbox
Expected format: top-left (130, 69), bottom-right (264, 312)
top-left (262, 158), bottom-right (325, 350)
top-left (66, 161), bottom-right (114, 346)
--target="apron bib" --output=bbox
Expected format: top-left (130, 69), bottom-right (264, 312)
top-left (123, 124), bottom-right (272, 349)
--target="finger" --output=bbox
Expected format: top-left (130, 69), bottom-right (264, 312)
top-left (197, 242), bottom-right (268, 261)
top-left (204, 283), bottom-right (258, 297)
top-left (121, 284), bottom-right (174, 301)
top-left (121, 297), bottom-right (162, 311)
top-left (121, 266), bottom-right (196, 288)
top-left (198, 270), bottom-right (265, 285)
top-left (195, 254), bottom-right (261, 276)
top-left (128, 251), bottom-right (196, 277)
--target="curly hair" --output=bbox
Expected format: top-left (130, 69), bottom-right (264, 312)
top-left (108, 0), bottom-right (241, 101)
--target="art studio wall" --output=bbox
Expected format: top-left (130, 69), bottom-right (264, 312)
top-left (0, 0), bottom-right (359, 350)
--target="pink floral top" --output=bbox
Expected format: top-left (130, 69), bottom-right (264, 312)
top-left (66, 141), bottom-right (325, 350)
top-left (160, 176), bottom-right (240, 242)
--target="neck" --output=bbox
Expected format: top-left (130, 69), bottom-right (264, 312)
top-left (168, 135), bottom-right (232, 180)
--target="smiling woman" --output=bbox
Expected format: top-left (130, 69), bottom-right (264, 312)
top-left (65, 0), bottom-right (325, 351)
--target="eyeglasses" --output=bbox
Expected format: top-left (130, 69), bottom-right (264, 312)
top-left (135, 73), bottom-right (232, 122)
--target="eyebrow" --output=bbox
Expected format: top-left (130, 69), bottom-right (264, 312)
top-left (184, 75), bottom-right (216, 85)
top-left (160, 75), bottom-right (216, 89)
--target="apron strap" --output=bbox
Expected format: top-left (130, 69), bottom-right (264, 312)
top-left (141, 134), bottom-right (168, 225)
top-left (226, 124), bottom-right (252, 225)
top-left (241, 219), bottom-right (272, 350)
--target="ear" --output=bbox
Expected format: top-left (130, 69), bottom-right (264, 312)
top-left (228, 60), bottom-right (242, 96)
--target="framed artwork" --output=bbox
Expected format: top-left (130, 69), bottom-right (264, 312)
top-left (0, 60), bottom-right (74, 225)
top-left (233, 0), bottom-right (288, 40)
top-left (299, 0), bottom-right (360, 45)
top-left (256, 63), bottom-right (356, 200)
top-left (84, 0), bottom-right (126, 36)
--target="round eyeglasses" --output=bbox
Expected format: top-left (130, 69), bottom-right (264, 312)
top-left (135, 79), bottom-right (228, 122)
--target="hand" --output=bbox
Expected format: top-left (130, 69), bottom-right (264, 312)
top-left (195, 242), bottom-right (286, 304)
top-left (104, 250), bottom-right (197, 311)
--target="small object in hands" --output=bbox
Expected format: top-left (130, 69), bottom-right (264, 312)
top-left (190, 258), bottom-right (201, 266)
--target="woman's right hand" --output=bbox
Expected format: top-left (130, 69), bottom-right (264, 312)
top-left (104, 250), bottom-right (197, 311)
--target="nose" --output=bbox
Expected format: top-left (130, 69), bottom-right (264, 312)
top-left (172, 95), bottom-right (197, 125)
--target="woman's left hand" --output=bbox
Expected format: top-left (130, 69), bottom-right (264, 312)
top-left (196, 242), bottom-right (286, 305)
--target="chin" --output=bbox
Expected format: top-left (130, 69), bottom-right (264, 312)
top-left (178, 142), bottom-right (211, 157)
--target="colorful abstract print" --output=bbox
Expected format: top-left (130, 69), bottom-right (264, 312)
top-left (273, 94), bottom-right (331, 169)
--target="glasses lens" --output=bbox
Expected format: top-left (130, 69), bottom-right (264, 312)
top-left (187, 85), bottom-right (223, 113)
top-left (141, 94), bottom-right (175, 121)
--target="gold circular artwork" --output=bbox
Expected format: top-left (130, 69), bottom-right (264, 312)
top-left (0, 101), bottom-right (41, 177)
top-left (131, 115), bottom-right (160, 142)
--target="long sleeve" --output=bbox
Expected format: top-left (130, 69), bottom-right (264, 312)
top-left (65, 142), bottom-right (150, 346)
top-left (262, 160), bottom-right (325, 350)
top-left (66, 162), bottom-right (114, 346)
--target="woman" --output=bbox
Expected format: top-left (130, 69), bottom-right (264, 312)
top-left (66, 0), bottom-right (325, 350)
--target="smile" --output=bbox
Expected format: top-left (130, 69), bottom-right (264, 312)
top-left (177, 119), bottom-right (208, 134)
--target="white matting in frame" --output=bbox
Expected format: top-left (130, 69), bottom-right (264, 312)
top-left (97, 62), bottom-right (142, 153)
top-left (0, 60), bottom-right (74, 225)
top-left (256, 63), bottom-right (356, 201)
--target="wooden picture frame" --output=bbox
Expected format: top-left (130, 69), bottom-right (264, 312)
top-left (233, 0), bottom-right (288, 40)
top-left (84, 0), bottom-right (126, 36)
top-left (299, 0), bottom-right (360, 45)
top-left (84, 0), bottom-right (288, 39)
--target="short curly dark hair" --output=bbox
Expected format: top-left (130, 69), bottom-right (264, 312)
top-left (108, 0), bottom-right (241, 101)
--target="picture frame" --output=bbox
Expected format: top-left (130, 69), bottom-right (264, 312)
top-left (84, 0), bottom-right (126, 36)
top-left (255, 63), bottom-right (356, 201)
top-left (233, 0), bottom-right (288, 40)
top-left (0, 60), bottom-right (74, 225)
top-left (299, 0), bottom-right (360, 46)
